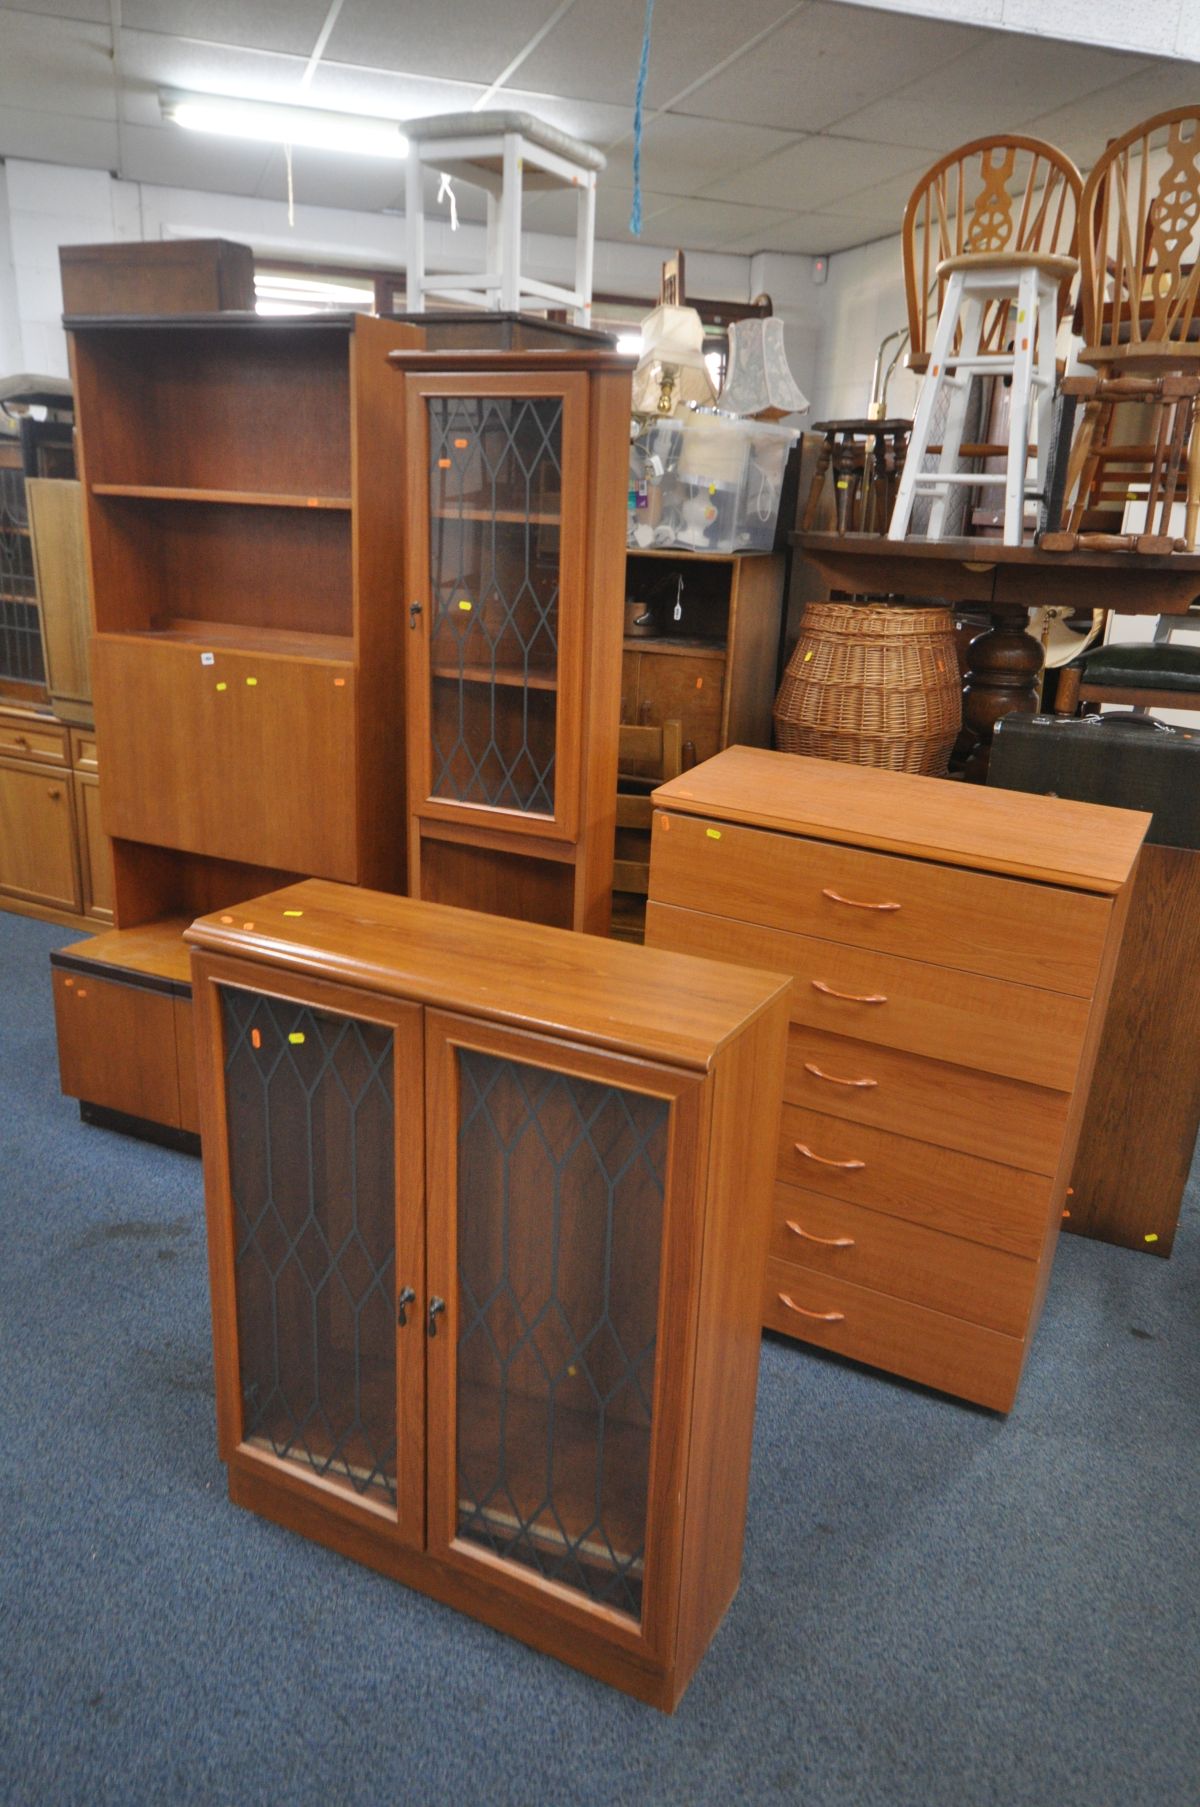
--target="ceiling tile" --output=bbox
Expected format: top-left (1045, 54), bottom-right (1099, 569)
top-left (831, 30), bottom-right (1149, 148)
top-left (513, 0), bottom-right (801, 110)
top-left (725, 210), bottom-right (894, 253)
top-left (603, 115), bottom-right (803, 197)
top-left (0, 11), bottom-right (115, 118)
top-left (1023, 58), bottom-right (1200, 175)
top-left (323, 0), bottom-right (556, 86)
top-left (680, 1), bottom-right (983, 130)
top-left (702, 130), bottom-right (930, 209)
top-left (116, 120), bottom-right (276, 195)
top-left (0, 101), bottom-right (118, 169)
top-left (824, 161), bottom-right (929, 222)
top-left (0, 0), bottom-right (109, 19)
top-left (637, 194), bottom-right (795, 251)
top-left (525, 185), bottom-right (676, 240)
top-left (119, 28), bottom-right (309, 106)
top-left (121, 2), bottom-right (333, 58)
top-left (306, 64), bottom-right (486, 120)
top-left (1003, 0), bottom-right (1183, 60)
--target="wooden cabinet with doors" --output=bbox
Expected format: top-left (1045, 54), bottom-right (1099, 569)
top-left (646, 747), bottom-right (1148, 1411)
top-left (0, 706), bottom-right (78, 912)
top-left (50, 311), bottom-right (422, 1139)
top-left (389, 349), bottom-right (631, 933)
top-left (186, 879), bottom-right (790, 1710)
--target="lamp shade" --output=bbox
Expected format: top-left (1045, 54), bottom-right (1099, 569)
top-left (717, 317), bottom-right (809, 419)
top-left (632, 304), bottom-right (717, 414)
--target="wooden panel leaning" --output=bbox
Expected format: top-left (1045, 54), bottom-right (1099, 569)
top-left (645, 747), bottom-right (1148, 1412)
top-left (186, 881), bottom-right (791, 1709)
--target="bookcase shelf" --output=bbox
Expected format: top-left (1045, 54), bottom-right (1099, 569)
top-left (92, 484), bottom-right (352, 511)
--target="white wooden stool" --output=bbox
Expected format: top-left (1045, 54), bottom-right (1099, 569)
top-left (404, 111), bottom-right (605, 326)
top-left (889, 251), bottom-right (1077, 545)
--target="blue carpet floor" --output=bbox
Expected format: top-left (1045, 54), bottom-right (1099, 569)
top-left (1, 908), bottom-right (1197, 1807)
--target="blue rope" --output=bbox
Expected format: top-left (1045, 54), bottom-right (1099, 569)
top-left (629, 0), bottom-right (654, 236)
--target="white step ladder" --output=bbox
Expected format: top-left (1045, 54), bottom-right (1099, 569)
top-left (889, 254), bottom-right (1075, 546)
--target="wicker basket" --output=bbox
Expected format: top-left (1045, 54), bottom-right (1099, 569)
top-left (773, 603), bottom-right (961, 776)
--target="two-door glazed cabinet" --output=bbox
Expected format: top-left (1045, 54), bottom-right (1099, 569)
top-left (187, 879), bottom-right (790, 1709)
top-left (389, 349), bottom-right (631, 935)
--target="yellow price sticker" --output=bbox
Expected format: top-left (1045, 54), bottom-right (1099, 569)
top-left (288, 1032), bottom-right (306, 1045)
top-left (706, 828), bottom-right (722, 840)
top-left (458, 599), bottom-right (473, 612)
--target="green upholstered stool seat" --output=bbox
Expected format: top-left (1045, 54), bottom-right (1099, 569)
top-left (1069, 643), bottom-right (1200, 692)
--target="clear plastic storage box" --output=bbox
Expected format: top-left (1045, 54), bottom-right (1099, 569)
top-left (629, 413), bottom-right (797, 554)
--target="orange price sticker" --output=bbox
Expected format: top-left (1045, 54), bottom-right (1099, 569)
top-left (333, 677), bottom-right (346, 687)
top-left (220, 915), bottom-right (234, 925)
top-left (242, 922), bottom-right (255, 931)
top-left (251, 1029), bottom-right (261, 1050)
top-left (306, 497), bottom-right (320, 508)
top-left (695, 676), bottom-right (704, 690)
top-left (438, 458), bottom-right (452, 469)
top-left (76, 988), bottom-right (87, 999)
top-left (63, 976), bottom-right (74, 987)
top-left (454, 438), bottom-right (469, 449)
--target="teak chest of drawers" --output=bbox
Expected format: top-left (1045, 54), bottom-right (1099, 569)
top-left (187, 880), bottom-right (789, 1709)
top-left (645, 746), bottom-right (1149, 1412)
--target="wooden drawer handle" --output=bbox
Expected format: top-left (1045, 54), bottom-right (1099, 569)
top-left (14, 734), bottom-right (30, 748)
top-left (786, 1218), bottom-right (855, 1248)
top-left (794, 1141), bottom-right (865, 1170)
top-left (803, 1060), bottom-right (878, 1090)
top-left (822, 886), bottom-right (900, 912)
top-left (47, 786), bottom-right (62, 800)
top-left (778, 1292), bottom-right (846, 1323)
top-left (811, 979), bottom-right (888, 1005)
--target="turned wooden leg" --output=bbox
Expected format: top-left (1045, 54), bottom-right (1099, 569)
top-left (802, 433), bottom-right (835, 530)
top-left (961, 606), bottom-right (1044, 783)
top-left (1065, 397), bottom-right (1105, 531)
top-left (1186, 399), bottom-right (1200, 552)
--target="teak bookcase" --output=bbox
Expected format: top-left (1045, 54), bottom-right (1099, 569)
top-left (389, 349), bottom-right (631, 934)
top-left (186, 880), bottom-right (790, 1710)
top-left (645, 748), bottom-right (1149, 1411)
top-left (51, 312), bottom-right (422, 1139)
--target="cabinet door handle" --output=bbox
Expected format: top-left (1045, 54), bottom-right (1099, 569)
top-left (794, 1141), bottom-right (865, 1171)
top-left (778, 1292), bottom-right (846, 1323)
top-left (409, 599), bottom-right (423, 629)
top-left (427, 1295), bottom-right (445, 1337)
top-left (47, 786), bottom-right (62, 800)
top-left (15, 734), bottom-right (29, 748)
top-left (786, 1219), bottom-right (856, 1248)
top-left (811, 979), bottom-right (887, 1005)
top-left (822, 886), bottom-right (900, 912)
top-left (396, 1286), bottom-right (416, 1328)
top-left (803, 1060), bottom-right (878, 1089)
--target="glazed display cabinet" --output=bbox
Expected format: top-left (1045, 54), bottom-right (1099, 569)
top-left (188, 880), bottom-right (790, 1708)
top-left (393, 350), bottom-right (630, 933)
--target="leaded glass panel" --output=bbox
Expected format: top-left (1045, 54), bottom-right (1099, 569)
top-left (0, 464), bottom-right (44, 686)
top-left (222, 987), bottom-right (398, 1506)
top-left (454, 1049), bottom-right (668, 1620)
top-left (426, 396), bottom-right (562, 816)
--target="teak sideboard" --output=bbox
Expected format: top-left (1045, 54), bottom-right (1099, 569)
top-left (644, 747), bottom-right (1149, 1412)
top-left (186, 881), bottom-right (790, 1710)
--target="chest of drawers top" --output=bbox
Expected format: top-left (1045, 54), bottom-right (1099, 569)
top-left (651, 745), bottom-right (1149, 896)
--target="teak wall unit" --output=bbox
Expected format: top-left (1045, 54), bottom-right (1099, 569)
top-left (51, 312), bottom-right (422, 1138)
top-left (645, 747), bottom-right (1148, 1412)
top-left (390, 349), bottom-right (631, 934)
top-left (186, 880), bottom-right (790, 1710)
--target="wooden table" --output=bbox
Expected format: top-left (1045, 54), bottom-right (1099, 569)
top-left (794, 533), bottom-right (1200, 777)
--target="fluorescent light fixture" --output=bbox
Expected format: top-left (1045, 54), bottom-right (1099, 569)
top-left (160, 90), bottom-right (408, 159)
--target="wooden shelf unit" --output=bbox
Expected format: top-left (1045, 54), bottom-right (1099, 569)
top-left (187, 879), bottom-right (790, 1709)
top-left (52, 311), bottom-right (424, 1139)
top-left (646, 747), bottom-right (1148, 1412)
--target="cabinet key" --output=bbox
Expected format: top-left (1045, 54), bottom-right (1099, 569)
top-left (427, 1295), bottom-right (445, 1337)
top-left (409, 600), bottom-right (423, 629)
top-left (396, 1285), bottom-right (416, 1328)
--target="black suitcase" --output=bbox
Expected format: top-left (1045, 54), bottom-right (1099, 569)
top-left (989, 711), bottom-right (1200, 850)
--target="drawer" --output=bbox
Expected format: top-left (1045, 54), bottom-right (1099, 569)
top-left (53, 966), bottom-right (184, 1127)
top-left (646, 900), bottom-right (1088, 1090)
top-left (0, 716), bottom-right (69, 766)
top-left (776, 1103), bottom-right (1051, 1259)
top-left (70, 727), bottom-right (99, 771)
top-left (784, 1026), bottom-right (1068, 1175)
top-left (763, 1256), bottom-right (1026, 1412)
top-left (651, 810), bottom-right (1109, 996)
top-left (770, 1184), bottom-right (1035, 1337)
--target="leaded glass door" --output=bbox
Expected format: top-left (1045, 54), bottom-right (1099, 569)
top-left (424, 1011), bottom-right (704, 1658)
top-left (404, 375), bottom-right (586, 843)
top-left (198, 958), bottom-right (426, 1546)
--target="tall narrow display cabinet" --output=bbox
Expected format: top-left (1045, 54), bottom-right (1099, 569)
top-left (51, 312), bottom-right (422, 1140)
top-left (390, 349), bottom-right (631, 933)
top-left (187, 879), bottom-right (791, 1708)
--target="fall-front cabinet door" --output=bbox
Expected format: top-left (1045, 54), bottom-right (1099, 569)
top-left (404, 374), bottom-right (587, 843)
top-left (424, 1010), bottom-right (707, 1663)
top-left (193, 954), bottom-right (426, 1546)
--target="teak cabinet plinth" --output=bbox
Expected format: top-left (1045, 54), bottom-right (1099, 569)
top-left (187, 880), bottom-right (790, 1709)
top-left (389, 350), bottom-right (631, 935)
top-left (645, 747), bottom-right (1149, 1413)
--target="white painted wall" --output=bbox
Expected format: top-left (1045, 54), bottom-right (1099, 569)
top-left (832, 0), bottom-right (1198, 61)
